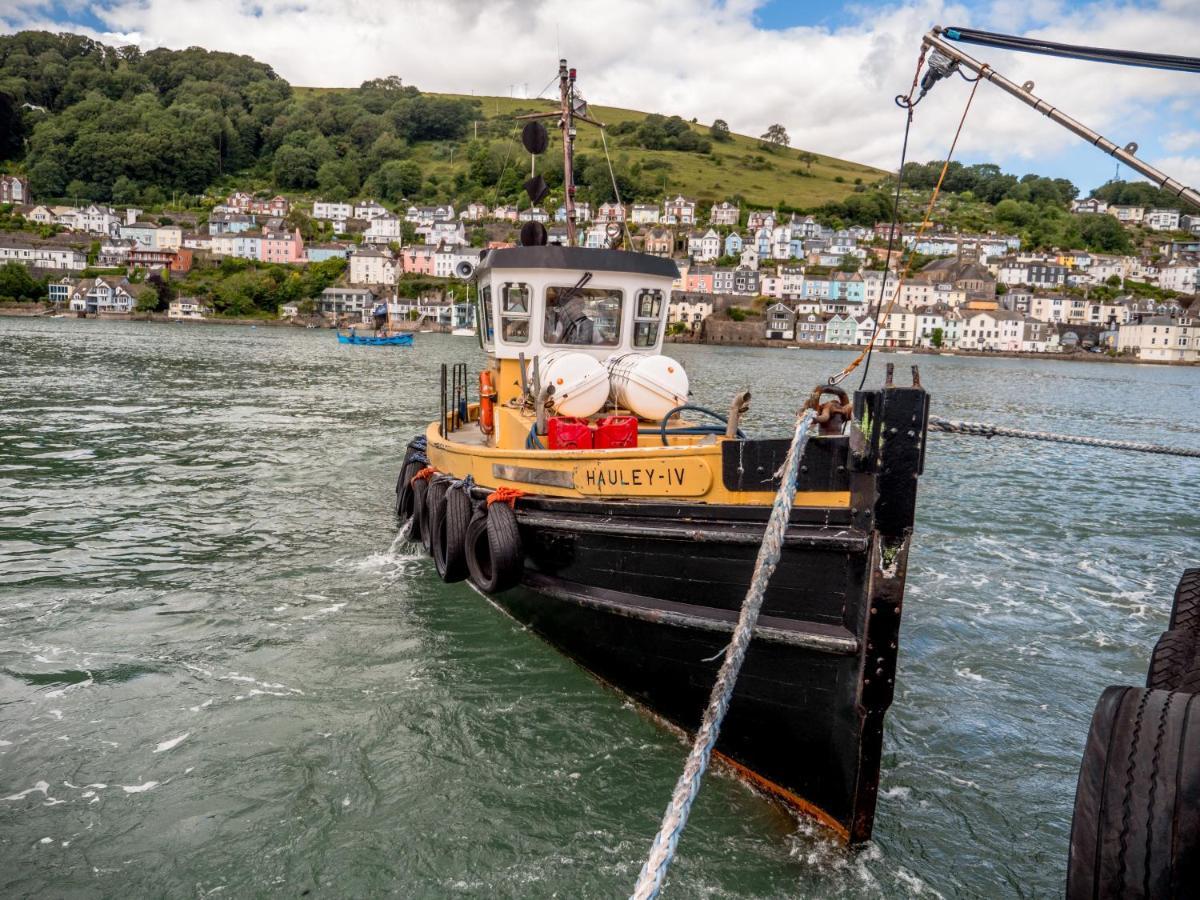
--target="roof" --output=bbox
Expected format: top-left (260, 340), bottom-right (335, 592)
top-left (477, 245), bottom-right (679, 279)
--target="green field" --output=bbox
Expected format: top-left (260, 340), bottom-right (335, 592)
top-left (295, 88), bottom-right (885, 210)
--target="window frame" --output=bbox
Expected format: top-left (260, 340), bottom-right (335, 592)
top-left (542, 284), bottom-right (624, 347)
top-left (499, 281), bottom-right (532, 345)
top-left (632, 288), bottom-right (665, 348)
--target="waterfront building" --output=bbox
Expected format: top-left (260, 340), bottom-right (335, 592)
top-left (1117, 316), bottom-right (1200, 362)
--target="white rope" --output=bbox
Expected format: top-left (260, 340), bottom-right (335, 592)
top-left (631, 409), bottom-right (817, 900)
top-left (929, 416), bottom-right (1200, 459)
top-left (599, 127), bottom-right (630, 250)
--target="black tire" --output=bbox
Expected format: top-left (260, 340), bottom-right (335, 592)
top-left (432, 486), bottom-right (472, 583)
top-left (1147, 629), bottom-right (1197, 691)
top-left (1066, 686), bottom-right (1200, 899)
top-left (421, 478), bottom-right (450, 554)
top-left (409, 478), bottom-right (429, 544)
top-left (465, 503), bottom-right (524, 593)
top-left (395, 460), bottom-right (421, 520)
top-left (1169, 568), bottom-right (1200, 633)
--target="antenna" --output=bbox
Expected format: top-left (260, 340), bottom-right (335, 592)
top-left (515, 59), bottom-right (604, 247)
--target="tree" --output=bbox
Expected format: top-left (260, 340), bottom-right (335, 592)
top-left (368, 159), bottom-right (422, 202)
top-left (0, 261), bottom-right (42, 300)
top-left (760, 123), bottom-right (790, 150)
top-left (930, 327), bottom-right (944, 349)
top-left (797, 151), bottom-right (818, 173)
top-left (710, 119), bottom-right (731, 142)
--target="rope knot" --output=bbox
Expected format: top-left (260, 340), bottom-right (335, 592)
top-left (410, 466), bottom-right (437, 485)
top-left (486, 486), bottom-right (525, 508)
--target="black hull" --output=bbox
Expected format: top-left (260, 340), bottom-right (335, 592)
top-left (458, 383), bottom-right (930, 843)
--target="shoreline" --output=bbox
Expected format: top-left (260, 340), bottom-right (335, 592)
top-left (5, 308), bottom-right (1196, 367)
top-left (665, 335), bottom-right (1200, 367)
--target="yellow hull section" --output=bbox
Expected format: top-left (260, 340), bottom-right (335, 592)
top-left (425, 415), bottom-right (850, 508)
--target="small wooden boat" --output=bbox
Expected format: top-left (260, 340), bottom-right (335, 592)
top-left (337, 303), bottom-right (414, 346)
top-left (337, 330), bottom-right (413, 346)
top-left (391, 60), bottom-right (930, 846)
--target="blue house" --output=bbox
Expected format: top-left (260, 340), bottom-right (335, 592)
top-left (724, 232), bottom-right (743, 257)
top-left (306, 244), bottom-right (350, 263)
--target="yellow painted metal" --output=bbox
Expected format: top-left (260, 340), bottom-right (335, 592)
top-left (425, 420), bottom-right (850, 508)
top-left (435, 357), bottom-right (850, 507)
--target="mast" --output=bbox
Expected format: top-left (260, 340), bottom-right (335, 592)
top-left (922, 27), bottom-right (1200, 210)
top-left (518, 60), bottom-right (604, 249)
top-left (559, 60), bottom-right (577, 246)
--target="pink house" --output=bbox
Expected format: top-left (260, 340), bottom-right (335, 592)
top-left (260, 228), bottom-right (305, 264)
top-left (685, 268), bottom-right (714, 294)
top-left (401, 244), bottom-right (438, 276)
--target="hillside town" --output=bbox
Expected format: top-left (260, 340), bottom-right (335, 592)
top-left (2, 172), bottom-right (1197, 362)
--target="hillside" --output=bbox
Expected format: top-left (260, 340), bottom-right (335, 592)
top-left (0, 31), bottom-right (881, 215)
top-left (387, 91), bottom-right (881, 210)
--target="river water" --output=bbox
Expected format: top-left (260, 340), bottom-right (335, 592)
top-left (1, 317), bottom-right (1197, 898)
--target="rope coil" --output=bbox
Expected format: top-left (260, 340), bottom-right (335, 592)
top-left (630, 409), bottom-right (817, 900)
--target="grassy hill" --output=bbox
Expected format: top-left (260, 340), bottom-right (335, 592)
top-left (297, 87), bottom-right (884, 210)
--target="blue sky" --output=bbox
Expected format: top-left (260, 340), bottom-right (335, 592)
top-left (3, 0), bottom-right (1198, 195)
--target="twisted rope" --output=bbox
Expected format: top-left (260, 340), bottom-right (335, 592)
top-left (928, 416), bottom-right (1200, 459)
top-left (630, 409), bottom-right (817, 900)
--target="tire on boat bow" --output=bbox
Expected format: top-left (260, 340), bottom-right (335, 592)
top-left (432, 484), bottom-right (472, 583)
top-left (465, 502), bottom-right (524, 594)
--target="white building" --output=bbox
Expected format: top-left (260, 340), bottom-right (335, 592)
top-left (364, 213), bottom-right (403, 245)
top-left (1117, 316), bottom-right (1199, 362)
top-left (630, 203), bottom-right (660, 225)
top-left (1144, 208), bottom-right (1181, 232)
top-left (1159, 262), bottom-right (1200, 294)
top-left (355, 200), bottom-right (390, 221)
top-left (0, 240), bottom-right (87, 270)
top-left (349, 248), bottom-right (398, 286)
top-left (313, 200), bottom-right (352, 221)
top-left (667, 294), bottom-right (712, 327)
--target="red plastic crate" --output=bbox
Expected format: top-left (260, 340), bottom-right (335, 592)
top-left (594, 415), bottom-right (638, 449)
top-left (547, 416), bottom-right (594, 450)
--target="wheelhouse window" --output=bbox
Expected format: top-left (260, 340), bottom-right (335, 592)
top-left (500, 282), bottom-right (531, 344)
top-left (479, 285), bottom-right (495, 349)
top-left (633, 289), bottom-right (664, 347)
top-left (543, 286), bottom-right (622, 346)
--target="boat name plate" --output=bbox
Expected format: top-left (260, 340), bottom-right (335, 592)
top-left (573, 458), bottom-right (712, 496)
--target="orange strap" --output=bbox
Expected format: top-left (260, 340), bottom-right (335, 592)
top-left (486, 486), bottom-right (525, 508)
top-left (410, 466), bottom-right (437, 485)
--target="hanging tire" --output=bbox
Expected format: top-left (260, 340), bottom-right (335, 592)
top-left (1065, 686), bottom-right (1200, 899)
top-left (409, 478), bottom-right (429, 544)
top-left (421, 478), bottom-right (450, 554)
top-left (1169, 568), bottom-right (1200, 633)
top-left (432, 486), bottom-right (472, 583)
top-left (1147, 628), bottom-right (1197, 691)
top-left (465, 503), bottom-right (524, 593)
top-left (395, 460), bottom-right (421, 520)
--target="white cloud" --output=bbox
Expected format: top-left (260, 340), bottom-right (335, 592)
top-left (1, 0), bottom-right (1198, 188)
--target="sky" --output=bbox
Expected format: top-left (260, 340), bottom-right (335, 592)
top-left (1, 0), bottom-right (1198, 194)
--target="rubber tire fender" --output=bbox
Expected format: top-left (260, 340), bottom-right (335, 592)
top-left (395, 460), bottom-right (421, 520)
top-left (409, 478), bottom-right (429, 545)
top-left (421, 478), bottom-right (451, 554)
top-left (1169, 568), bottom-right (1200, 633)
top-left (1146, 628), bottom-right (1197, 691)
top-left (465, 503), bottom-right (524, 593)
top-left (1065, 686), bottom-right (1200, 899)
top-left (432, 486), bottom-right (472, 583)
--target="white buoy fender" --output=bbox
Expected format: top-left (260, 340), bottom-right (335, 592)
top-left (532, 351), bottom-right (610, 418)
top-left (606, 353), bottom-right (689, 420)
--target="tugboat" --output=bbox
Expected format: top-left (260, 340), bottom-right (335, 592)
top-left (394, 60), bottom-right (930, 845)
